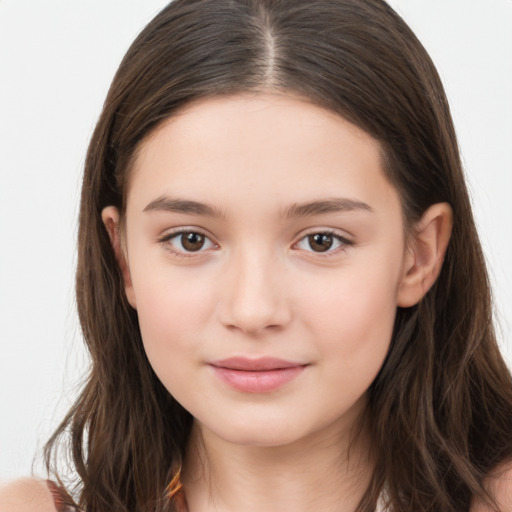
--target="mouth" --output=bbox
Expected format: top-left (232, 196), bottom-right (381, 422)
top-left (208, 357), bottom-right (309, 393)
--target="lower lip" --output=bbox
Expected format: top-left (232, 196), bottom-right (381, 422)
top-left (210, 365), bottom-right (307, 393)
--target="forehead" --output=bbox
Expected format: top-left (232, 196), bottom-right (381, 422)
top-left (127, 93), bottom-right (399, 216)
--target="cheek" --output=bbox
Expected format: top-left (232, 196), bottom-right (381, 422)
top-left (129, 264), bottom-right (215, 367)
top-left (132, 279), bottom-right (213, 404)
top-left (299, 263), bottom-right (399, 381)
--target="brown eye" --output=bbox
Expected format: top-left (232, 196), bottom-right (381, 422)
top-left (307, 233), bottom-right (334, 252)
top-left (164, 231), bottom-right (215, 254)
top-left (295, 231), bottom-right (351, 254)
top-left (181, 232), bottom-right (205, 251)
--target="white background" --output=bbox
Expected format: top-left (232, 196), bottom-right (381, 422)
top-left (1, 0), bottom-right (511, 481)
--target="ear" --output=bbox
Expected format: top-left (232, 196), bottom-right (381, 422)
top-left (101, 206), bottom-right (137, 309)
top-left (397, 202), bottom-right (453, 307)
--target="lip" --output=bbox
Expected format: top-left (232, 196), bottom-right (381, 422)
top-left (209, 357), bottom-right (308, 393)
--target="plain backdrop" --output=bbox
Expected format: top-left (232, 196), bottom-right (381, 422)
top-left (1, 0), bottom-right (511, 481)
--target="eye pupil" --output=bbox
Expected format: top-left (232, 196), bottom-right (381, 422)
top-left (308, 233), bottom-right (333, 252)
top-left (182, 232), bottom-right (205, 251)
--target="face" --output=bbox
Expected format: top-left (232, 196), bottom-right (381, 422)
top-left (116, 93), bottom-right (412, 448)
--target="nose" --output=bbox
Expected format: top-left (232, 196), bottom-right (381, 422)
top-left (218, 248), bottom-right (291, 336)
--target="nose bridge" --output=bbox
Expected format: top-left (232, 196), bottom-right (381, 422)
top-left (219, 243), bottom-right (289, 334)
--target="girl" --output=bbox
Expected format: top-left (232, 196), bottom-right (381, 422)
top-left (2, 0), bottom-right (512, 510)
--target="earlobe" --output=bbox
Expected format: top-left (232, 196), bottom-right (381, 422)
top-left (101, 206), bottom-right (137, 309)
top-left (397, 202), bottom-right (453, 307)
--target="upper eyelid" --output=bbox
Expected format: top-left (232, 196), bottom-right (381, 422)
top-left (157, 227), bottom-right (354, 247)
top-left (294, 227), bottom-right (354, 242)
top-left (158, 226), bottom-right (216, 241)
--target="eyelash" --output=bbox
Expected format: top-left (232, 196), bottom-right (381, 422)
top-left (293, 230), bottom-right (354, 256)
top-left (158, 229), bottom-right (353, 258)
top-left (158, 228), bottom-right (216, 258)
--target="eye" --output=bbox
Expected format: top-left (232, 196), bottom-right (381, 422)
top-left (161, 230), bottom-right (216, 254)
top-left (295, 232), bottom-right (351, 253)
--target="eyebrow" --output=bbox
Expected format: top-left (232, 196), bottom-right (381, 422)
top-left (283, 198), bottom-right (373, 218)
top-left (143, 196), bottom-right (225, 217)
top-left (143, 195), bottom-right (373, 218)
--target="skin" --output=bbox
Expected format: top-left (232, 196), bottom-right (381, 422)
top-left (102, 92), bottom-right (453, 511)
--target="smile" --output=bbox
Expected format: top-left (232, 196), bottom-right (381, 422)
top-left (209, 357), bottom-right (308, 393)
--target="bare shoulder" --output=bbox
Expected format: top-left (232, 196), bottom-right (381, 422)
top-left (0, 478), bottom-right (57, 512)
top-left (471, 462), bottom-right (512, 512)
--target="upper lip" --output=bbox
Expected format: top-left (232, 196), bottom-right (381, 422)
top-left (209, 357), bottom-right (306, 371)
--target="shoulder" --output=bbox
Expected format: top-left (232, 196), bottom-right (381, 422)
top-left (0, 478), bottom-right (57, 512)
top-left (471, 462), bottom-right (512, 512)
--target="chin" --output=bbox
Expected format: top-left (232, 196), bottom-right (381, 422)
top-left (221, 430), bottom-right (305, 448)
top-left (202, 414), bottom-right (315, 448)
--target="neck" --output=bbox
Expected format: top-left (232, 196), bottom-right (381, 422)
top-left (182, 412), bottom-right (373, 512)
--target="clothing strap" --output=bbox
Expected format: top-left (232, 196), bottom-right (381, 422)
top-left (46, 479), bottom-right (188, 511)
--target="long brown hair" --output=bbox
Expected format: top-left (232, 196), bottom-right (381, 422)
top-left (44, 1), bottom-right (512, 510)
